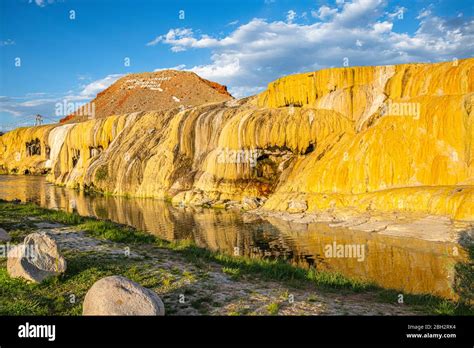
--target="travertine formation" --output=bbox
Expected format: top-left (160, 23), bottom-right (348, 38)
top-left (0, 60), bottom-right (473, 221)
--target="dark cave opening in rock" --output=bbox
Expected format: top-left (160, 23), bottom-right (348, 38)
top-left (25, 139), bottom-right (41, 156)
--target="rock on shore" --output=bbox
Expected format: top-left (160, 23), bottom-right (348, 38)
top-left (83, 275), bottom-right (165, 316)
top-left (7, 232), bottom-right (67, 283)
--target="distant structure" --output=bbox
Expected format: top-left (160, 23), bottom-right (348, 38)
top-left (35, 114), bottom-right (43, 126)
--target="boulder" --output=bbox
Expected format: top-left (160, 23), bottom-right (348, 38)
top-left (242, 213), bottom-right (262, 224)
top-left (0, 228), bottom-right (11, 242)
top-left (7, 232), bottom-right (67, 283)
top-left (241, 197), bottom-right (261, 210)
top-left (83, 276), bottom-right (165, 316)
top-left (189, 192), bottom-right (213, 207)
top-left (287, 200), bottom-right (308, 213)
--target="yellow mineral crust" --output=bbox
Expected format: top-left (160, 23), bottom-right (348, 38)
top-left (0, 59), bottom-right (472, 221)
top-left (0, 125), bottom-right (56, 174)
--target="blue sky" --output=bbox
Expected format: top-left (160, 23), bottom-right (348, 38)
top-left (0, 0), bottom-right (472, 130)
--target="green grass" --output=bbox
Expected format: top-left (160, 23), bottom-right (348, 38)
top-left (39, 209), bottom-right (84, 225)
top-left (222, 267), bottom-right (241, 280)
top-left (307, 294), bottom-right (319, 302)
top-left (79, 220), bottom-right (155, 244)
top-left (307, 267), bottom-right (370, 291)
top-left (0, 201), bottom-right (84, 226)
top-left (0, 252), bottom-right (164, 315)
top-left (161, 241), bottom-right (373, 292)
top-left (190, 294), bottom-right (215, 314)
top-left (375, 288), bottom-right (474, 315)
top-left (266, 302), bottom-right (280, 315)
top-left (453, 243), bottom-right (474, 305)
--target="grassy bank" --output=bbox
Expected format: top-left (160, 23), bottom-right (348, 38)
top-left (0, 200), bottom-right (472, 315)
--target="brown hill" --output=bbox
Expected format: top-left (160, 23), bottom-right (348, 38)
top-left (60, 70), bottom-right (233, 123)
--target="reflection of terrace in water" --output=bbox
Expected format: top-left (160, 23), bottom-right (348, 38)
top-left (0, 175), bottom-right (467, 299)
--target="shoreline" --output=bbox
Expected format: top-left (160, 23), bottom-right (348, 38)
top-left (2, 174), bottom-right (472, 246)
top-left (247, 208), bottom-right (473, 244)
top-left (0, 200), bottom-right (472, 315)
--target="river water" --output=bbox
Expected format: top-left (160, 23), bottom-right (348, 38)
top-left (0, 175), bottom-right (467, 299)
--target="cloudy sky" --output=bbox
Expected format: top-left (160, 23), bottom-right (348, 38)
top-left (0, 0), bottom-right (472, 130)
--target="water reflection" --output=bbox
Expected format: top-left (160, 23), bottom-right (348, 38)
top-left (0, 175), bottom-right (466, 299)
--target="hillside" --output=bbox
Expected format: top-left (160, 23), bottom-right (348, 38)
top-left (60, 70), bottom-right (233, 122)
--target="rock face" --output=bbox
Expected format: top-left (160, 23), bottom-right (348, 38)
top-left (82, 276), bottom-right (165, 316)
top-left (0, 59), bottom-right (473, 221)
top-left (7, 232), bottom-right (67, 283)
top-left (60, 70), bottom-right (233, 123)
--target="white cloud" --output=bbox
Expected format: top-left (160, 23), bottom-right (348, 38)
top-left (146, 28), bottom-right (213, 48)
top-left (151, 0), bottom-right (473, 97)
top-left (154, 64), bottom-right (187, 71)
top-left (0, 39), bottom-right (15, 46)
top-left (0, 94), bottom-right (59, 119)
top-left (78, 74), bottom-right (123, 98)
top-left (29, 0), bottom-right (45, 6)
top-left (229, 85), bottom-right (266, 99)
top-left (0, 107), bottom-right (23, 117)
top-left (387, 6), bottom-right (406, 20)
top-left (417, 9), bottom-right (431, 20)
top-left (29, 0), bottom-right (55, 7)
top-left (333, 0), bottom-right (386, 27)
top-left (25, 92), bottom-right (48, 97)
top-left (373, 21), bottom-right (393, 33)
top-left (18, 98), bottom-right (57, 107)
top-left (311, 6), bottom-right (338, 20)
top-left (190, 56), bottom-right (241, 81)
top-left (0, 74), bottom-right (123, 124)
top-left (77, 74), bottom-right (91, 81)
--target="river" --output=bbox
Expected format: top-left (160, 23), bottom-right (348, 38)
top-left (0, 175), bottom-right (467, 299)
